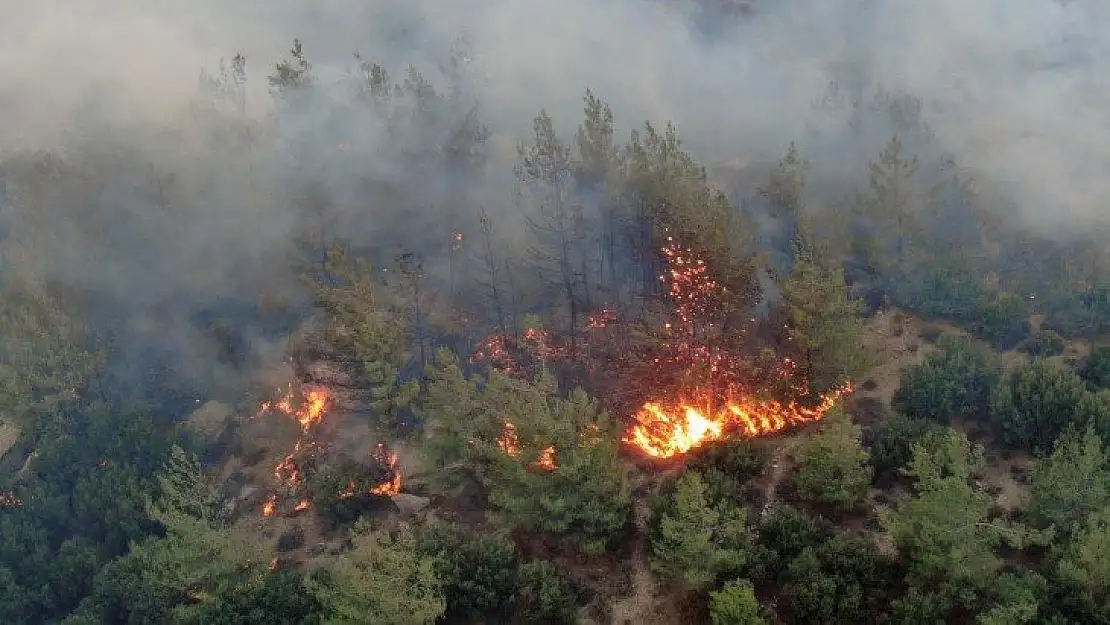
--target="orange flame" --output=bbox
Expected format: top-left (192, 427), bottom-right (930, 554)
top-left (334, 444), bottom-right (403, 499)
top-left (498, 423), bottom-right (557, 471)
top-left (624, 383), bottom-right (851, 459)
top-left (259, 384), bottom-right (329, 433)
top-left (338, 480), bottom-right (358, 500)
top-left (369, 444), bottom-right (403, 496)
top-left (0, 491), bottom-right (23, 508)
top-left (258, 384), bottom-right (332, 517)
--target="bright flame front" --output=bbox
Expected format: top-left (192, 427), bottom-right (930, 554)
top-left (624, 384), bottom-right (851, 459)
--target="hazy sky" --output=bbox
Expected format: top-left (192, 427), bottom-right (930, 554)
top-left (2, 0), bottom-right (1107, 227)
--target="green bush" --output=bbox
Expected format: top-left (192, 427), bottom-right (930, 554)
top-left (991, 360), bottom-right (1088, 453)
top-left (895, 260), bottom-right (987, 323)
top-left (649, 471), bottom-right (748, 590)
top-left (415, 525), bottom-right (518, 620)
top-left (309, 459), bottom-right (395, 527)
top-left (892, 333), bottom-right (1000, 424)
top-left (198, 570), bottom-right (323, 625)
top-left (709, 579), bottom-right (766, 625)
top-left (1020, 330), bottom-right (1066, 358)
top-left (1079, 346), bottom-right (1110, 390)
top-left (791, 411), bottom-right (872, 511)
top-left (744, 506), bottom-right (823, 586)
top-left (778, 534), bottom-right (896, 624)
top-left (687, 439), bottom-right (768, 502)
top-left (1078, 391), bottom-right (1110, 448)
top-left (688, 439), bottom-right (768, 485)
top-left (866, 413), bottom-right (948, 477)
top-left (971, 293), bottom-right (1029, 349)
top-left (514, 561), bottom-right (578, 625)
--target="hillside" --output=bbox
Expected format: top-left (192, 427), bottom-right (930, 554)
top-left (3, 6), bottom-right (1110, 623)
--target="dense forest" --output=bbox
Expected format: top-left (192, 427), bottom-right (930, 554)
top-left (4, 4), bottom-right (1110, 624)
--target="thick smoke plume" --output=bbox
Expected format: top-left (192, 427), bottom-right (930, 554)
top-left (1, 0), bottom-right (1107, 408)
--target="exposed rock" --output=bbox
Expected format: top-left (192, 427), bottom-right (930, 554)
top-left (390, 493), bottom-right (431, 518)
top-left (237, 485), bottom-right (259, 502)
top-left (187, 400), bottom-right (234, 442)
top-left (0, 421), bottom-right (19, 459)
top-left (303, 360), bottom-right (358, 388)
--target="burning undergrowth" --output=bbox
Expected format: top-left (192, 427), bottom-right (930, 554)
top-left (472, 233), bottom-right (851, 461)
top-left (253, 381), bottom-right (403, 520)
top-left (242, 229), bottom-right (849, 525)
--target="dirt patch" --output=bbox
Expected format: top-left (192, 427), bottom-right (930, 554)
top-left (982, 453), bottom-right (1033, 514)
top-left (1057, 339), bottom-right (1091, 368)
top-left (856, 312), bottom-right (938, 408)
top-left (0, 422), bottom-right (19, 459)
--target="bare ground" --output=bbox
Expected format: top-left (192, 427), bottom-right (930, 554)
top-left (854, 311), bottom-right (1057, 528)
top-left (856, 311), bottom-right (940, 406)
top-left (0, 421), bottom-right (19, 459)
top-left (602, 464), bottom-right (689, 625)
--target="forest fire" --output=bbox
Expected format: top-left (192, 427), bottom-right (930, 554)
top-left (498, 423), bottom-right (558, 471)
top-left (619, 233), bottom-right (854, 459)
top-left (259, 383), bottom-right (405, 514)
top-left (335, 444), bottom-right (403, 499)
top-left (259, 384), bottom-right (329, 433)
top-left (257, 383), bottom-right (331, 516)
top-left (368, 443), bottom-right (403, 496)
top-left (0, 491), bottom-right (22, 508)
top-left (469, 232), bottom-right (853, 462)
top-left (623, 383), bottom-right (852, 459)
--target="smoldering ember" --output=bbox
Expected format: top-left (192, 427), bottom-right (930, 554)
top-left (3, 1), bottom-right (1110, 623)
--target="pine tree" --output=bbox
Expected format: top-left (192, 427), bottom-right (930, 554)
top-left (881, 430), bottom-right (1042, 618)
top-left (306, 521), bottom-right (445, 625)
top-left (781, 236), bottom-right (868, 397)
top-left (517, 110), bottom-right (588, 345)
top-left (1027, 426), bottom-right (1110, 539)
top-left (650, 471), bottom-right (748, 590)
top-left (853, 135), bottom-right (921, 278)
top-left (310, 246), bottom-right (418, 434)
top-left (792, 409), bottom-right (872, 510)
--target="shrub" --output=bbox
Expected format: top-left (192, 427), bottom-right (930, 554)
top-left (892, 333), bottom-right (1000, 424)
top-left (309, 459), bottom-right (395, 527)
top-left (866, 413), bottom-right (948, 477)
top-left (778, 534), bottom-right (896, 624)
top-left (201, 570), bottom-right (323, 625)
top-left (688, 439), bottom-right (768, 485)
top-left (895, 260), bottom-right (987, 323)
top-left (792, 411), bottom-right (872, 511)
top-left (745, 506), bottom-right (823, 586)
top-left (991, 360), bottom-right (1088, 453)
top-left (971, 293), bottom-right (1029, 349)
top-left (1020, 330), bottom-right (1066, 358)
top-left (1078, 391), bottom-right (1110, 447)
top-left (514, 561), bottom-right (578, 625)
top-left (276, 526), bottom-right (306, 552)
top-left (415, 525), bottom-right (519, 620)
top-left (649, 471), bottom-right (748, 590)
top-left (709, 579), bottom-right (766, 625)
top-left (1079, 346), bottom-right (1110, 390)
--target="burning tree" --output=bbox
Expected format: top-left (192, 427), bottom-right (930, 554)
top-left (467, 225), bottom-right (853, 461)
top-left (255, 382), bottom-right (404, 520)
top-left (613, 231), bottom-right (852, 460)
top-left (310, 446), bottom-right (402, 527)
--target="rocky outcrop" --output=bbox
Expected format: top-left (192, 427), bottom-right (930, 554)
top-left (390, 493), bottom-right (431, 519)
